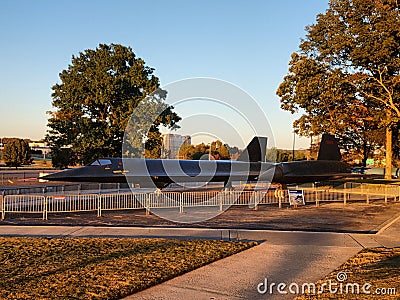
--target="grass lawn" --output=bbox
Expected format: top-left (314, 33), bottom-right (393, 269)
top-left (297, 247), bottom-right (400, 299)
top-left (0, 237), bottom-right (256, 299)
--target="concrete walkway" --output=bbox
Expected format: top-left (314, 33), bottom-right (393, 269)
top-left (129, 243), bottom-right (361, 300)
top-left (0, 216), bottom-right (399, 300)
top-left (128, 225), bottom-right (399, 300)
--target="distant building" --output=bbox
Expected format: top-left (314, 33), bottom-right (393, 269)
top-left (162, 134), bottom-right (191, 159)
top-left (29, 141), bottom-right (51, 156)
top-left (0, 139), bottom-right (51, 160)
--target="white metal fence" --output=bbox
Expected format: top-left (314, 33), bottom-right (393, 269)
top-left (1, 183), bottom-right (399, 220)
top-left (1, 182), bottom-right (131, 196)
top-left (1, 195), bottom-right (46, 220)
top-left (299, 182), bottom-right (400, 206)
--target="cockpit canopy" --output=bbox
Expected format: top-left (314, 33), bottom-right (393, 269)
top-left (90, 159), bottom-right (113, 166)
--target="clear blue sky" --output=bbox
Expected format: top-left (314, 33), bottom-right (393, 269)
top-left (0, 0), bottom-right (329, 149)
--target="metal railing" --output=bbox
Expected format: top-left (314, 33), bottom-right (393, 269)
top-left (47, 194), bottom-right (98, 212)
top-left (1, 183), bottom-right (399, 220)
top-left (305, 182), bottom-right (400, 206)
top-left (0, 182), bottom-right (131, 196)
top-left (1, 195), bottom-right (46, 220)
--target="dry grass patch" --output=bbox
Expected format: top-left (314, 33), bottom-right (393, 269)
top-left (297, 247), bottom-right (400, 299)
top-left (0, 237), bottom-right (256, 299)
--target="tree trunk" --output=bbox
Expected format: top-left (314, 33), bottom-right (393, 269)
top-left (362, 138), bottom-right (368, 167)
top-left (385, 125), bottom-right (393, 180)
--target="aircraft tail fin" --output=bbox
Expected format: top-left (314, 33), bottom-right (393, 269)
top-left (317, 134), bottom-right (342, 161)
top-left (237, 137), bottom-right (267, 162)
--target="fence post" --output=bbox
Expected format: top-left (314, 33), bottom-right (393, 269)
top-left (344, 189), bottom-right (347, 206)
top-left (219, 195), bottom-right (223, 211)
top-left (97, 195), bottom-right (102, 217)
top-left (145, 194), bottom-right (150, 216)
top-left (1, 193), bottom-right (5, 220)
top-left (385, 185), bottom-right (388, 204)
top-left (361, 183), bottom-right (367, 204)
top-left (278, 195), bottom-right (282, 209)
top-left (252, 191), bottom-right (258, 211)
top-left (43, 196), bottom-right (48, 220)
top-left (315, 190), bottom-right (319, 207)
top-left (179, 193), bottom-right (184, 213)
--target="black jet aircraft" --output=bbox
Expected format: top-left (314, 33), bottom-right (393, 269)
top-left (42, 134), bottom-right (352, 188)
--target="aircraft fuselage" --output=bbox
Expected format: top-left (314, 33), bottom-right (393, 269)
top-left (43, 157), bottom-right (352, 188)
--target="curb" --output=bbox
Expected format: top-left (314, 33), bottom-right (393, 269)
top-left (376, 212), bottom-right (400, 235)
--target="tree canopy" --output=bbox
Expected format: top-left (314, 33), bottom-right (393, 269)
top-left (46, 44), bottom-right (180, 165)
top-left (2, 139), bottom-right (31, 168)
top-left (178, 140), bottom-right (231, 160)
top-left (277, 0), bottom-right (400, 176)
top-left (266, 147), bottom-right (307, 162)
top-left (51, 148), bottom-right (76, 169)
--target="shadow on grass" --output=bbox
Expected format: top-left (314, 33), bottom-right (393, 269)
top-left (361, 249), bottom-right (400, 280)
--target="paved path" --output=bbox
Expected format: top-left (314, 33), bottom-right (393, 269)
top-left (0, 215), bottom-right (399, 300)
top-left (125, 229), bottom-right (398, 300)
top-left (129, 243), bottom-right (360, 300)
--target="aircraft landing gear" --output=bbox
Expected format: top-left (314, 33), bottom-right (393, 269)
top-left (224, 180), bottom-right (233, 191)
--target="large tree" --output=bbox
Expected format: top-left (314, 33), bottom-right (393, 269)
top-left (51, 147), bottom-right (76, 169)
top-left (2, 139), bottom-right (31, 168)
top-left (277, 0), bottom-right (400, 178)
top-left (46, 44), bottom-right (180, 165)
